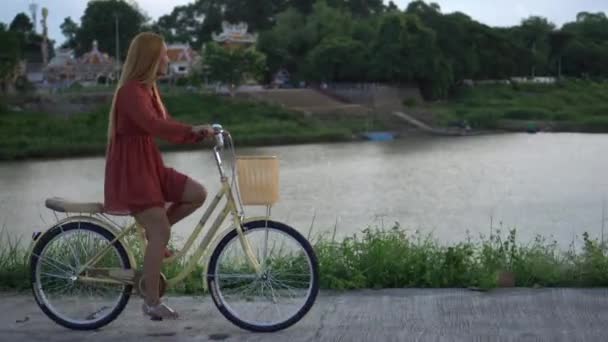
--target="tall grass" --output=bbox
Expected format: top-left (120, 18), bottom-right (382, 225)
top-left (315, 224), bottom-right (608, 290)
top-left (0, 228), bottom-right (29, 291)
top-left (3, 223), bottom-right (608, 293)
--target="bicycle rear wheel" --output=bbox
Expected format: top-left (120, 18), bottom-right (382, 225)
top-left (207, 220), bottom-right (319, 332)
top-left (30, 221), bottom-right (132, 330)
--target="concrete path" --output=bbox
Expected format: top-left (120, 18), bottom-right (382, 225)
top-left (1, 289), bottom-right (608, 342)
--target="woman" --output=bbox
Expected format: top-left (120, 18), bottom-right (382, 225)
top-left (104, 32), bottom-right (213, 320)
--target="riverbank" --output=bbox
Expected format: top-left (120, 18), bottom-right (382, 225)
top-left (0, 93), bottom-right (378, 161)
top-left (2, 225), bottom-right (608, 293)
top-left (433, 80), bottom-right (608, 132)
top-left (4, 80), bottom-right (608, 161)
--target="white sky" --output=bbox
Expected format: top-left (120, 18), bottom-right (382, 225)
top-left (2, 0), bottom-right (607, 44)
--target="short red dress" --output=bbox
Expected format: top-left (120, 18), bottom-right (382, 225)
top-left (104, 80), bottom-right (202, 215)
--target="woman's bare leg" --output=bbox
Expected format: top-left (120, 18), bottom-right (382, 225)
top-left (134, 207), bottom-right (171, 306)
top-left (166, 178), bottom-right (207, 225)
top-left (140, 179), bottom-right (207, 259)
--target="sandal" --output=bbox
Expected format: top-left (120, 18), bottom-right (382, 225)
top-left (142, 302), bottom-right (179, 321)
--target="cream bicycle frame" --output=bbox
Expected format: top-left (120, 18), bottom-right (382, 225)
top-left (75, 132), bottom-right (263, 289)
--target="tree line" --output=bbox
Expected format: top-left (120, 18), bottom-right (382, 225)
top-left (2, 0), bottom-right (608, 99)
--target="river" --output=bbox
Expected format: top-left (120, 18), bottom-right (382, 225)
top-left (2, 133), bottom-right (607, 247)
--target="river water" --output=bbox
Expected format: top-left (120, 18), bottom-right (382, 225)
top-left (2, 133), bottom-right (608, 247)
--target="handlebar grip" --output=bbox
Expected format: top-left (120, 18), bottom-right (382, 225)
top-left (212, 123), bottom-right (223, 133)
top-left (212, 124), bottom-right (224, 148)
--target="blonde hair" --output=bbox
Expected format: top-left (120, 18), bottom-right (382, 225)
top-left (106, 32), bottom-right (166, 150)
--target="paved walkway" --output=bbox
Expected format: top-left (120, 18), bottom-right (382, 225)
top-left (1, 288), bottom-right (607, 341)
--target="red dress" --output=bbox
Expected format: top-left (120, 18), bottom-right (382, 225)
top-left (104, 80), bottom-right (202, 215)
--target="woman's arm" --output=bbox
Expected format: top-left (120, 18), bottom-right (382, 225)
top-left (118, 83), bottom-right (203, 144)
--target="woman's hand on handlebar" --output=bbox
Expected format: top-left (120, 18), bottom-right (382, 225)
top-left (192, 125), bottom-right (215, 139)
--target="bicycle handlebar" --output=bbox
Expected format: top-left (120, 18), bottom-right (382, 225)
top-left (211, 123), bottom-right (228, 149)
top-left (209, 123), bottom-right (245, 215)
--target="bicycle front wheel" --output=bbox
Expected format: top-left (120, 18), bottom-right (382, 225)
top-left (207, 220), bottom-right (319, 332)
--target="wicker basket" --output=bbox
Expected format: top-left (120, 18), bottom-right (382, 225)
top-left (236, 156), bottom-right (279, 206)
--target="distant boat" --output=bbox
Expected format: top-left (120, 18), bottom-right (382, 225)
top-left (526, 123), bottom-right (540, 134)
top-left (362, 132), bottom-right (395, 141)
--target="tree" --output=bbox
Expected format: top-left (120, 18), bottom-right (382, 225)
top-left (306, 36), bottom-right (367, 81)
top-left (75, 0), bottom-right (146, 59)
top-left (257, 8), bottom-right (308, 80)
top-left (369, 13), bottom-right (408, 82)
top-left (325, 0), bottom-right (384, 17)
top-left (576, 12), bottom-right (607, 23)
top-left (352, 18), bottom-right (376, 44)
top-left (0, 29), bottom-right (21, 94)
top-left (289, 0), bottom-right (314, 14)
top-left (203, 42), bottom-right (266, 96)
top-left (6, 13), bottom-right (54, 64)
top-left (304, 1), bottom-right (353, 43)
top-left (257, 3), bottom-right (354, 80)
top-left (385, 1), bottom-right (399, 12)
top-left (405, 1), bottom-right (441, 17)
top-left (413, 11), bottom-right (479, 81)
top-left (560, 11), bottom-right (608, 77)
top-left (154, 0), bottom-right (289, 48)
top-left (148, 0), bottom-right (608, 95)
top-left (154, 0), bottom-right (218, 48)
top-left (513, 16), bottom-right (555, 77)
top-left (223, 0), bottom-right (289, 32)
top-left (60, 17), bottom-right (79, 49)
top-left (9, 13), bottom-right (33, 33)
top-left (549, 31), bottom-right (573, 78)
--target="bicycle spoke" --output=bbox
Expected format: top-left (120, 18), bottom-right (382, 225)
top-left (75, 230), bottom-right (92, 266)
top-left (262, 228), bottom-right (269, 268)
top-left (62, 229), bottom-right (81, 270)
top-left (41, 281), bottom-right (72, 294)
top-left (221, 278), bottom-right (260, 297)
top-left (40, 271), bottom-right (73, 280)
top-left (268, 277), bottom-right (301, 299)
top-left (215, 273), bottom-right (258, 280)
top-left (273, 274), bottom-right (310, 287)
top-left (259, 278), bottom-right (266, 300)
top-left (35, 254), bottom-right (75, 274)
top-left (266, 282), bottom-right (283, 317)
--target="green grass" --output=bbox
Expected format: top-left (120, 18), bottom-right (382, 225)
top-left (3, 224), bottom-right (608, 293)
top-left (434, 80), bottom-right (608, 131)
top-left (0, 93), bottom-right (375, 161)
top-left (0, 230), bottom-right (29, 291)
top-left (315, 226), bottom-right (591, 290)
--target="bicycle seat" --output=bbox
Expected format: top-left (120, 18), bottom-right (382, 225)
top-left (45, 197), bottom-right (104, 214)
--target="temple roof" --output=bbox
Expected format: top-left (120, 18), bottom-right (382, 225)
top-left (212, 21), bottom-right (257, 44)
top-left (166, 43), bottom-right (198, 63)
top-left (80, 40), bottom-right (113, 65)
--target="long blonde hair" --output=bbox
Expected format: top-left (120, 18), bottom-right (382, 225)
top-left (106, 32), bottom-right (165, 150)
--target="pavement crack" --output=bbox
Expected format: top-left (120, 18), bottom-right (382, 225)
top-left (311, 296), bottom-right (338, 341)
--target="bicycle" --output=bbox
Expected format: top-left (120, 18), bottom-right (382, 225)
top-left (29, 124), bottom-right (319, 332)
